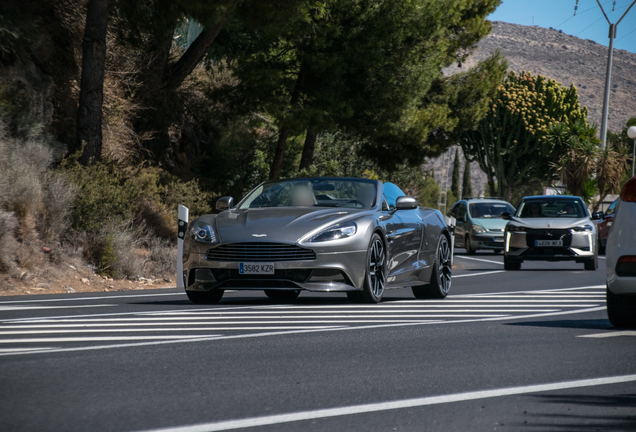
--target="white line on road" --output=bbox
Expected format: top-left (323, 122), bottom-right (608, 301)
top-left (0, 292), bottom-right (183, 304)
top-left (578, 331), bottom-right (636, 338)
top-left (0, 304), bottom-right (116, 311)
top-left (454, 270), bottom-right (506, 278)
top-left (0, 306), bottom-right (606, 357)
top-left (136, 374), bottom-right (636, 432)
top-left (0, 335), bottom-right (221, 343)
top-left (454, 255), bottom-right (504, 265)
top-left (0, 326), bottom-right (342, 335)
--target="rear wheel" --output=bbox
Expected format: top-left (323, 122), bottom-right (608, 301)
top-left (598, 233), bottom-right (606, 255)
top-left (504, 257), bottom-right (521, 270)
top-left (357, 233), bottom-right (386, 303)
top-left (264, 290), bottom-right (301, 301)
top-left (412, 235), bottom-right (452, 299)
top-left (186, 289), bottom-right (224, 304)
top-left (606, 286), bottom-right (636, 328)
top-left (465, 236), bottom-right (476, 255)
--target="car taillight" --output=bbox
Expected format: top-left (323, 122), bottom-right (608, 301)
top-left (619, 176), bottom-right (636, 202)
top-left (616, 256), bottom-right (636, 277)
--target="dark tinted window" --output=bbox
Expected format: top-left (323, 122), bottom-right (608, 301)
top-left (517, 198), bottom-right (587, 218)
top-left (605, 200), bottom-right (617, 216)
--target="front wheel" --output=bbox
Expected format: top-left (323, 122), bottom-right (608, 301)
top-left (412, 235), bottom-right (452, 299)
top-left (357, 233), bottom-right (386, 303)
top-left (504, 257), bottom-right (521, 270)
top-left (465, 236), bottom-right (476, 255)
top-left (264, 290), bottom-right (301, 301)
top-left (186, 289), bottom-right (224, 304)
top-left (606, 286), bottom-right (636, 328)
top-left (584, 256), bottom-right (598, 271)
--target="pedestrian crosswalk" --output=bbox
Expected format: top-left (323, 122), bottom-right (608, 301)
top-left (0, 287), bottom-right (606, 356)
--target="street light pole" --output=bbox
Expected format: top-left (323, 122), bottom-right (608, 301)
top-left (595, 0), bottom-right (636, 149)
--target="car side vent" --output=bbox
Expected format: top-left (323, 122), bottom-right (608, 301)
top-left (206, 243), bottom-right (316, 262)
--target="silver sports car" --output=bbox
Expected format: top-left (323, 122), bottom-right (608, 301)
top-left (182, 177), bottom-right (453, 303)
top-left (501, 195), bottom-right (599, 271)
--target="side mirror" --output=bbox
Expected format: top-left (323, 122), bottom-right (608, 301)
top-left (395, 196), bottom-right (418, 211)
top-left (216, 196), bottom-right (234, 211)
top-left (591, 211), bottom-right (603, 220)
top-left (501, 212), bottom-right (512, 220)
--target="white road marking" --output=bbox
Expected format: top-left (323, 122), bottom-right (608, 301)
top-left (454, 270), bottom-right (506, 278)
top-left (136, 374), bottom-right (636, 432)
top-left (0, 292), bottom-right (183, 304)
top-left (0, 326), bottom-right (342, 335)
top-left (0, 347), bottom-right (56, 353)
top-left (454, 255), bottom-right (504, 265)
top-left (0, 335), bottom-right (220, 343)
top-left (0, 306), bottom-right (606, 357)
top-left (578, 331), bottom-right (636, 338)
top-left (599, 256), bottom-right (606, 260)
top-left (0, 304), bottom-right (116, 311)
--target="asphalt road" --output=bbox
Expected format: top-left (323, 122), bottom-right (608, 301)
top-left (1, 250), bottom-right (635, 432)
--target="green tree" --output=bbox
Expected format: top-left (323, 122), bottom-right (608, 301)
top-left (451, 149), bottom-right (460, 199)
top-left (217, 0), bottom-right (504, 179)
top-left (462, 161), bottom-right (473, 198)
top-left (460, 71), bottom-right (589, 201)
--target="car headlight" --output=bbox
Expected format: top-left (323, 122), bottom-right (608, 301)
top-left (571, 224), bottom-right (593, 233)
top-left (309, 221), bottom-right (357, 242)
top-left (473, 225), bottom-right (485, 234)
top-left (189, 222), bottom-right (218, 243)
top-left (507, 225), bottom-right (526, 232)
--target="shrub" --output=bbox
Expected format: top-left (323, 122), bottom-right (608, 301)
top-left (0, 209), bottom-right (18, 272)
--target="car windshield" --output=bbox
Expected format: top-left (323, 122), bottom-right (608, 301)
top-left (517, 198), bottom-right (586, 218)
top-left (238, 178), bottom-right (377, 209)
top-left (469, 202), bottom-right (515, 219)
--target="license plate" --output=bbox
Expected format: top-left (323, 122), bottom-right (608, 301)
top-left (535, 240), bottom-right (563, 247)
top-left (239, 263), bottom-right (274, 274)
top-left (493, 237), bottom-right (503, 242)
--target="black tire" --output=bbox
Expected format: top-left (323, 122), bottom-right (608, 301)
top-left (186, 289), bottom-right (224, 304)
top-left (357, 233), bottom-right (387, 303)
top-left (264, 290), bottom-right (301, 301)
top-left (584, 255), bottom-right (598, 271)
top-left (606, 286), bottom-right (636, 328)
top-left (465, 236), bottom-right (476, 255)
top-left (412, 235), bottom-right (452, 299)
top-left (504, 257), bottom-right (521, 270)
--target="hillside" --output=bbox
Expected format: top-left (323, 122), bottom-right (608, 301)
top-left (427, 21), bottom-right (636, 200)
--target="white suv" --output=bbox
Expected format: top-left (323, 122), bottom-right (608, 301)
top-left (606, 176), bottom-right (636, 327)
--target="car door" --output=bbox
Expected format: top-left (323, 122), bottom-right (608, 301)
top-left (453, 203), bottom-right (468, 247)
top-left (598, 200), bottom-right (617, 247)
top-left (381, 183), bottom-right (423, 283)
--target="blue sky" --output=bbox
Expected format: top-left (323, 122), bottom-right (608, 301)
top-left (488, 0), bottom-right (636, 53)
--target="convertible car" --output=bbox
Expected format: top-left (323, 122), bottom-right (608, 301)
top-left (181, 177), bottom-right (452, 303)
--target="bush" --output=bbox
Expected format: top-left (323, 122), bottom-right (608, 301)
top-left (0, 209), bottom-right (18, 272)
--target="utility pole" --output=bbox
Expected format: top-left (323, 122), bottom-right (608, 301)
top-left (595, 0), bottom-right (636, 149)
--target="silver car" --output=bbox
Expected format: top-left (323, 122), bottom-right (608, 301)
top-left (501, 195), bottom-right (599, 271)
top-left (182, 177), bottom-right (452, 304)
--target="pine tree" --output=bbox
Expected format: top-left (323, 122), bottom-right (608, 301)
top-left (451, 149), bottom-right (460, 199)
top-left (462, 161), bottom-right (473, 198)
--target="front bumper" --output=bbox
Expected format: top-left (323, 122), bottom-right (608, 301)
top-left (470, 233), bottom-right (505, 250)
top-left (505, 230), bottom-right (595, 262)
top-left (184, 248), bottom-right (367, 292)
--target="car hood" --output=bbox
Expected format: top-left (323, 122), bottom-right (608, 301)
top-left (508, 217), bottom-right (592, 230)
top-left (472, 218), bottom-right (508, 231)
top-left (215, 207), bottom-right (366, 244)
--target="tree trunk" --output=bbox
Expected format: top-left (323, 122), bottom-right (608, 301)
top-left (269, 127), bottom-right (289, 180)
top-left (299, 127), bottom-right (318, 171)
top-left (162, 22), bottom-right (225, 91)
top-left (76, 0), bottom-right (110, 165)
top-left (269, 62), bottom-right (307, 180)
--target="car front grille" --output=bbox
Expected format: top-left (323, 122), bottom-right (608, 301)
top-left (526, 229), bottom-right (572, 248)
top-left (205, 242), bottom-right (316, 262)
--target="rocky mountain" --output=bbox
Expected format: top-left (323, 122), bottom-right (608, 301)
top-left (426, 21), bottom-right (636, 201)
